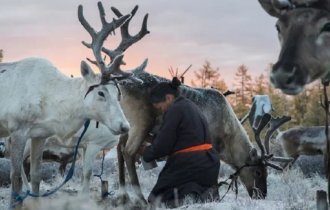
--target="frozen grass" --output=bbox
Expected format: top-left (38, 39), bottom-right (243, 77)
top-left (0, 155), bottom-right (326, 210)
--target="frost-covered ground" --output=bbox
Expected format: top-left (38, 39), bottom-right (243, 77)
top-left (0, 150), bottom-right (327, 210)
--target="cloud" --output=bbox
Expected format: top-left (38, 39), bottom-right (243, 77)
top-left (0, 0), bottom-right (281, 86)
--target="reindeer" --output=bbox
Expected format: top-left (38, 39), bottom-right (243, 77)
top-left (258, 0), bottom-right (330, 95)
top-left (1, 136), bottom-right (78, 179)
top-left (19, 123), bottom-right (118, 194)
top-left (275, 126), bottom-right (327, 168)
top-left (21, 1), bottom-right (149, 200)
top-left (0, 1), bottom-right (152, 207)
top-left (113, 71), bottom-right (291, 203)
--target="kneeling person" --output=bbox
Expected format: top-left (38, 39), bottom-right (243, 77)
top-left (142, 77), bottom-right (220, 207)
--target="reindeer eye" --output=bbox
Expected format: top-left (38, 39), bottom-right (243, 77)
top-left (255, 170), bottom-right (262, 178)
top-left (321, 22), bottom-right (330, 33)
top-left (98, 91), bottom-right (105, 98)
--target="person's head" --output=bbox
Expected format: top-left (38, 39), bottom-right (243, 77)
top-left (149, 77), bottom-right (181, 113)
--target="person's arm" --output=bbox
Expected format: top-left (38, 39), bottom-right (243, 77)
top-left (143, 105), bottom-right (182, 162)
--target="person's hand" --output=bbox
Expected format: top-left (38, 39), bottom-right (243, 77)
top-left (137, 142), bottom-right (151, 155)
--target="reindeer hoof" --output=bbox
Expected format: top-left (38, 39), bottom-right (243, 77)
top-left (131, 198), bottom-right (148, 210)
top-left (114, 193), bottom-right (130, 206)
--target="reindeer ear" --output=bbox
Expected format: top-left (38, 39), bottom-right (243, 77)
top-left (258, 0), bottom-right (291, 17)
top-left (80, 61), bottom-right (97, 83)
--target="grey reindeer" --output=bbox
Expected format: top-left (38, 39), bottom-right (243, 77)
top-left (258, 0), bottom-right (330, 95)
top-left (115, 72), bottom-right (289, 204)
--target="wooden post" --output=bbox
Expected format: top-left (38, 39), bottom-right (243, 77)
top-left (322, 74), bottom-right (330, 202)
top-left (101, 180), bottom-right (109, 199)
top-left (322, 74), bottom-right (330, 205)
top-left (317, 190), bottom-right (328, 210)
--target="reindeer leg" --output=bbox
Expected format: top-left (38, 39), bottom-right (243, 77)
top-left (116, 135), bottom-right (130, 205)
top-left (30, 138), bottom-right (45, 195)
top-left (22, 141), bottom-right (31, 181)
top-left (123, 151), bottom-right (147, 204)
top-left (122, 131), bottom-right (149, 204)
top-left (22, 158), bottom-right (31, 181)
top-left (81, 144), bottom-right (101, 194)
top-left (123, 136), bottom-right (147, 204)
top-left (324, 153), bottom-right (328, 176)
top-left (9, 131), bottom-right (27, 209)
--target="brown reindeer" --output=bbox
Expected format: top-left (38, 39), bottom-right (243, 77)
top-left (275, 126), bottom-right (327, 168)
top-left (258, 0), bottom-right (330, 95)
top-left (115, 72), bottom-right (288, 203)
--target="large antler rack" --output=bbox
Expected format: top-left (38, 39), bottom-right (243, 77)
top-left (78, 2), bottom-right (149, 84)
top-left (264, 115), bottom-right (291, 154)
top-left (102, 5), bottom-right (150, 61)
top-left (264, 116), bottom-right (294, 163)
top-left (253, 114), bottom-right (284, 170)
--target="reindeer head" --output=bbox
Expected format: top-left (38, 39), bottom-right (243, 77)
top-left (258, 0), bottom-right (330, 95)
top-left (241, 111), bottom-right (292, 198)
top-left (80, 60), bottom-right (129, 135)
top-left (78, 2), bottom-right (149, 134)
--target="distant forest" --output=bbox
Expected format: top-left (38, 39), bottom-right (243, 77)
top-left (190, 60), bottom-right (327, 138)
top-left (1, 50), bottom-right (326, 138)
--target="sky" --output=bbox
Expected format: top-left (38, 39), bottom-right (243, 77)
top-left (0, 0), bottom-right (280, 88)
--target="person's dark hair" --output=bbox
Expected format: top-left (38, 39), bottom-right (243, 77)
top-left (149, 77), bottom-right (181, 103)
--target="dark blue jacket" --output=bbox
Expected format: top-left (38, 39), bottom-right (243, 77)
top-left (143, 96), bottom-right (220, 204)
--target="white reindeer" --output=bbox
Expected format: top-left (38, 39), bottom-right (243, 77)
top-left (19, 1), bottom-right (150, 198)
top-left (21, 124), bottom-right (117, 194)
top-left (0, 57), bottom-right (129, 208)
top-left (0, 1), bottom-right (141, 207)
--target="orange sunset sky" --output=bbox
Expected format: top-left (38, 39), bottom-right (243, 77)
top-left (1, 0), bottom-right (279, 89)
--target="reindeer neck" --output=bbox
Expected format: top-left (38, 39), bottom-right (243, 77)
top-left (38, 77), bottom-right (93, 139)
top-left (224, 128), bottom-right (253, 169)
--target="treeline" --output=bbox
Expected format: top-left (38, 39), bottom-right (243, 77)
top-left (191, 60), bottom-right (327, 134)
top-left (1, 51), bottom-right (326, 129)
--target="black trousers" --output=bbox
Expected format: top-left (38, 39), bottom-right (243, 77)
top-left (148, 150), bottom-right (220, 207)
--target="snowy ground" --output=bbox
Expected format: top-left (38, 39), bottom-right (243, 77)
top-left (0, 150), bottom-right (327, 210)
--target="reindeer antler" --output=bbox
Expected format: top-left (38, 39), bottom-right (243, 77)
top-left (265, 115), bottom-right (294, 164)
top-left (168, 65), bottom-right (192, 84)
top-left (253, 113), bottom-right (287, 170)
top-left (78, 2), bottom-right (130, 80)
top-left (253, 113), bottom-right (271, 158)
top-left (102, 5), bottom-right (150, 60)
top-left (78, 2), bottom-right (149, 84)
top-left (179, 64), bottom-right (192, 84)
top-left (264, 115), bottom-right (291, 154)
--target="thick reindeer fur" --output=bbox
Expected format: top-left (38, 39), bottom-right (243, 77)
top-left (0, 57), bottom-right (129, 207)
top-left (117, 70), bottom-right (268, 201)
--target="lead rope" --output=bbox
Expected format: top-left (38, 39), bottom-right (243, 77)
top-left (12, 119), bottom-right (91, 208)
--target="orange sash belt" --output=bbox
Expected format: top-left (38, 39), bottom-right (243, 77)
top-left (174, 143), bottom-right (213, 155)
